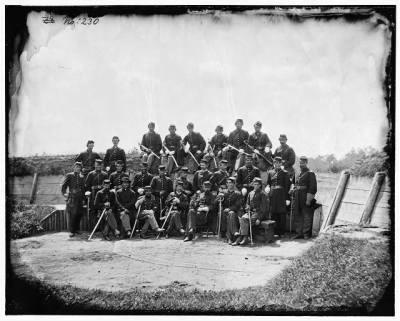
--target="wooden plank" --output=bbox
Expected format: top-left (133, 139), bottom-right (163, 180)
top-left (360, 172), bottom-right (386, 226)
top-left (336, 202), bottom-right (364, 224)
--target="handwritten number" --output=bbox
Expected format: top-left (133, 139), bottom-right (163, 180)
top-left (93, 18), bottom-right (99, 25)
top-left (87, 17), bottom-right (92, 25)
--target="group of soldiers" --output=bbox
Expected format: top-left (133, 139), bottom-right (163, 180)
top-left (61, 119), bottom-right (317, 245)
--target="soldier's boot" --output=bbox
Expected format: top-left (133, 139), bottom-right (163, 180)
top-left (240, 236), bottom-right (249, 245)
top-left (232, 236), bottom-right (243, 246)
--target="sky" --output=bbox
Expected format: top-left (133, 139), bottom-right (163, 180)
top-left (9, 10), bottom-right (391, 158)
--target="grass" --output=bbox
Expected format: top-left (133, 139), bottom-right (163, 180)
top-left (7, 233), bottom-right (392, 314)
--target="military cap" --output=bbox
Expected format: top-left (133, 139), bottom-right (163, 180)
top-left (103, 179), bottom-right (111, 184)
top-left (148, 122), bottom-right (155, 127)
top-left (116, 160), bottom-right (124, 165)
top-left (181, 167), bottom-right (189, 172)
top-left (220, 159), bottom-right (228, 164)
top-left (252, 177), bottom-right (262, 184)
top-left (169, 124), bottom-right (176, 129)
top-left (187, 122), bottom-right (194, 128)
top-left (121, 177), bottom-right (130, 183)
top-left (87, 140), bottom-right (95, 145)
top-left (227, 176), bottom-right (236, 183)
top-left (74, 161), bottom-right (83, 167)
top-left (95, 159), bottom-right (103, 164)
top-left (112, 136), bottom-right (119, 140)
top-left (203, 181), bottom-right (211, 186)
top-left (176, 179), bottom-right (184, 186)
top-left (215, 125), bottom-right (223, 131)
top-left (254, 121), bottom-right (262, 127)
top-left (274, 156), bottom-right (283, 162)
top-left (159, 165), bottom-right (166, 170)
top-left (220, 184), bottom-right (227, 189)
top-left (300, 156), bottom-right (308, 162)
top-left (144, 185), bottom-right (152, 190)
top-left (200, 159), bottom-right (208, 164)
top-left (235, 118), bottom-right (243, 125)
top-left (279, 134), bottom-right (288, 140)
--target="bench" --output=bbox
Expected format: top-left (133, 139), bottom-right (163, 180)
top-left (253, 220), bottom-right (276, 243)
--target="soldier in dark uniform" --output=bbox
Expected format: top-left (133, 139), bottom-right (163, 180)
top-left (291, 156), bottom-right (317, 240)
top-left (164, 180), bottom-right (189, 237)
top-left (177, 167), bottom-right (193, 197)
top-left (115, 177), bottom-right (136, 238)
top-left (85, 159), bottom-right (108, 228)
top-left (109, 160), bottom-right (129, 190)
top-left (206, 125), bottom-right (228, 172)
top-left (94, 179), bottom-right (120, 241)
top-left (234, 177), bottom-right (269, 246)
top-left (163, 124), bottom-right (184, 175)
top-left (150, 165), bottom-right (173, 222)
top-left (184, 181), bottom-right (215, 242)
top-left (104, 136), bottom-right (126, 173)
top-left (131, 161), bottom-right (153, 195)
top-left (134, 186), bottom-right (165, 237)
top-left (192, 159), bottom-right (212, 192)
top-left (182, 122), bottom-right (206, 172)
top-left (265, 156), bottom-right (291, 238)
top-left (210, 159), bottom-right (229, 192)
top-left (75, 140), bottom-right (101, 176)
top-left (216, 177), bottom-right (243, 245)
top-left (225, 119), bottom-right (249, 173)
top-left (236, 155), bottom-right (261, 197)
top-left (140, 122), bottom-right (162, 175)
top-left (274, 134), bottom-right (296, 181)
top-left (247, 121), bottom-right (273, 172)
top-left (61, 162), bottom-right (85, 237)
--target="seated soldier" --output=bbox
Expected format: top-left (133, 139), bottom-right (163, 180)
top-left (192, 159), bottom-right (212, 192)
top-left (210, 159), bottom-right (229, 192)
top-left (216, 177), bottom-right (243, 245)
top-left (134, 185), bottom-right (165, 238)
top-left (184, 181), bottom-right (215, 242)
top-left (164, 180), bottom-right (188, 238)
top-left (236, 154), bottom-right (261, 198)
top-left (178, 167), bottom-right (193, 197)
top-left (109, 160), bottom-right (128, 190)
top-left (94, 179), bottom-right (120, 241)
top-left (234, 177), bottom-right (269, 246)
top-left (116, 177), bottom-right (136, 238)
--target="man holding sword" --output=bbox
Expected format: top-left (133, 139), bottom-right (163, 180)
top-left (182, 122), bottom-right (206, 173)
top-left (163, 124), bottom-right (184, 175)
top-left (140, 122), bottom-right (162, 175)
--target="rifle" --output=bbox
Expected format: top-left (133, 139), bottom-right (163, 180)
top-left (88, 208), bottom-right (106, 241)
top-left (130, 203), bottom-right (141, 239)
top-left (138, 142), bottom-right (160, 159)
top-left (181, 142), bottom-right (200, 167)
top-left (162, 143), bottom-right (179, 168)
top-left (157, 204), bottom-right (174, 239)
top-left (243, 140), bottom-right (273, 166)
top-left (222, 143), bottom-right (251, 157)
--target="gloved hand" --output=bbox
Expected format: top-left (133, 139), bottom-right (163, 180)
top-left (239, 149), bottom-right (244, 153)
top-left (105, 202), bottom-right (110, 208)
top-left (265, 185), bottom-right (271, 194)
top-left (222, 146), bottom-right (229, 152)
top-left (106, 166), bottom-right (110, 172)
top-left (85, 191), bottom-right (91, 197)
top-left (286, 200), bottom-right (291, 206)
top-left (265, 147), bottom-right (271, 153)
top-left (137, 188), bottom-right (144, 195)
top-left (241, 188), bottom-right (247, 196)
top-left (196, 150), bottom-right (202, 155)
top-left (209, 152), bottom-right (215, 157)
top-left (170, 151), bottom-right (175, 155)
top-left (255, 219), bottom-right (260, 226)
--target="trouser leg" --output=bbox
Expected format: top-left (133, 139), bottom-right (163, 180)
top-left (295, 206), bottom-right (304, 236)
top-left (172, 211), bottom-right (183, 230)
top-left (145, 212), bottom-right (160, 230)
top-left (69, 198), bottom-right (82, 233)
top-left (303, 206), bottom-right (313, 237)
top-left (120, 211), bottom-right (131, 232)
top-left (187, 209), bottom-right (196, 232)
top-left (280, 211), bottom-right (287, 235)
top-left (272, 212), bottom-right (281, 236)
top-left (239, 215), bottom-right (249, 236)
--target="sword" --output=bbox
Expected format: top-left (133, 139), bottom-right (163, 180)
top-left (207, 140), bottom-right (218, 168)
top-left (181, 142), bottom-right (200, 167)
top-left (130, 204), bottom-right (141, 239)
top-left (138, 142), bottom-right (160, 159)
top-left (157, 204), bottom-right (173, 239)
top-left (88, 208), bottom-right (106, 241)
top-left (243, 140), bottom-right (273, 166)
top-left (162, 143), bottom-right (179, 168)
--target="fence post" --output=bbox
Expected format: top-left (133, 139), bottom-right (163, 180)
top-left (321, 170), bottom-right (351, 231)
top-left (359, 172), bottom-right (386, 226)
top-left (29, 171), bottom-right (39, 204)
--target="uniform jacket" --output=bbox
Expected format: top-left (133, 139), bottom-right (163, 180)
top-left (221, 190), bottom-right (243, 213)
top-left (138, 195), bottom-right (158, 212)
top-left (166, 191), bottom-right (189, 212)
top-left (131, 171), bottom-right (153, 192)
top-left (248, 132), bottom-right (272, 151)
top-left (266, 168), bottom-right (290, 213)
top-left (85, 170), bottom-right (108, 192)
top-left (61, 172), bottom-right (85, 197)
top-left (182, 132), bottom-right (206, 154)
top-left (179, 177), bottom-right (193, 196)
top-left (150, 175), bottom-right (174, 198)
top-left (210, 133), bottom-right (228, 152)
top-left (294, 168), bottom-right (317, 206)
top-left (246, 189), bottom-right (269, 220)
top-left (193, 169), bottom-right (212, 192)
top-left (163, 134), bottom-right (182, 152)
top-left (141, 132), bottom-right (162, 155)
top-left (236, 165), bottom-right (261, 190)
top-left (190, 190), bottom-right (214, 211)
top-left (75, 150), bottom-right (101, 172)
top-left (109, 171), bottom-right (128, 190)
top-left (274, 144), bottom-right (296, 169)
top-left (94, 188), bottom-right (117, 211)
top-left (104, 147), bottom-right (126, 171)
top-left (116, 187), bottom-right (136, 212)
top-left (210, 170), bottom-right (229, 191)
top-left (227, 129), bottom-right (249, 150)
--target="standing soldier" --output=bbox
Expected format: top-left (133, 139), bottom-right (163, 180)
top-left (184, 181), bottom-right (215, 242)
top-left (131, 161), bottom-right (153, 195)
top-left (182, 122), bottom-right (206, 173)
top-left (234, 177), bottom-right (269, 246)
top-left (115, 177), bottom-right (136, 238)
top-left (265, 157), bottom-right (291, 238)
top-left (164, 180), bottom-right (189, 237)
top-left (216, 177), bottom-right (243, 245)
top-left (206, 125), bottom-right (228, 172)
top-left (134, 186), bottom-right (165, 238)
top-left (246, 121), bottom-right (273, 172)
top-left (61, 162), bottom-right (85, 237)
top-left (140, 122), bottom-right (162, 175)
top-left (150, 165), bottom-right (173, 222)
top-left (109, 160), bottom-right (128, 190)
top-left (94, 179), bottom-right (120, 241)
top-left (177, 167), bottom-right (193, 197)
top-left (85, 159), bottom-right (108, 228)
top-left (291, 156), bottom-right (317, 240)
top-left (274, 134), bottom-right (296, 181)
top-left (75, 140), bottom-right (101, 176)
top-left (236, 155), bottom-right (261, 197)
top-left (104, 136), bottom-right (126, 173)
top-left (163, 124), bottom-right (184, 176)
top-left (192, 159), bottom-right (212, 193)
top-left (225, 119), bottom-right (249, 173)
top-left (210, 159), bottom-right (229, 192)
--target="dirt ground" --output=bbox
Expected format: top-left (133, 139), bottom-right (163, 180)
top-left (10, 232), bottom-right (315, 292)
